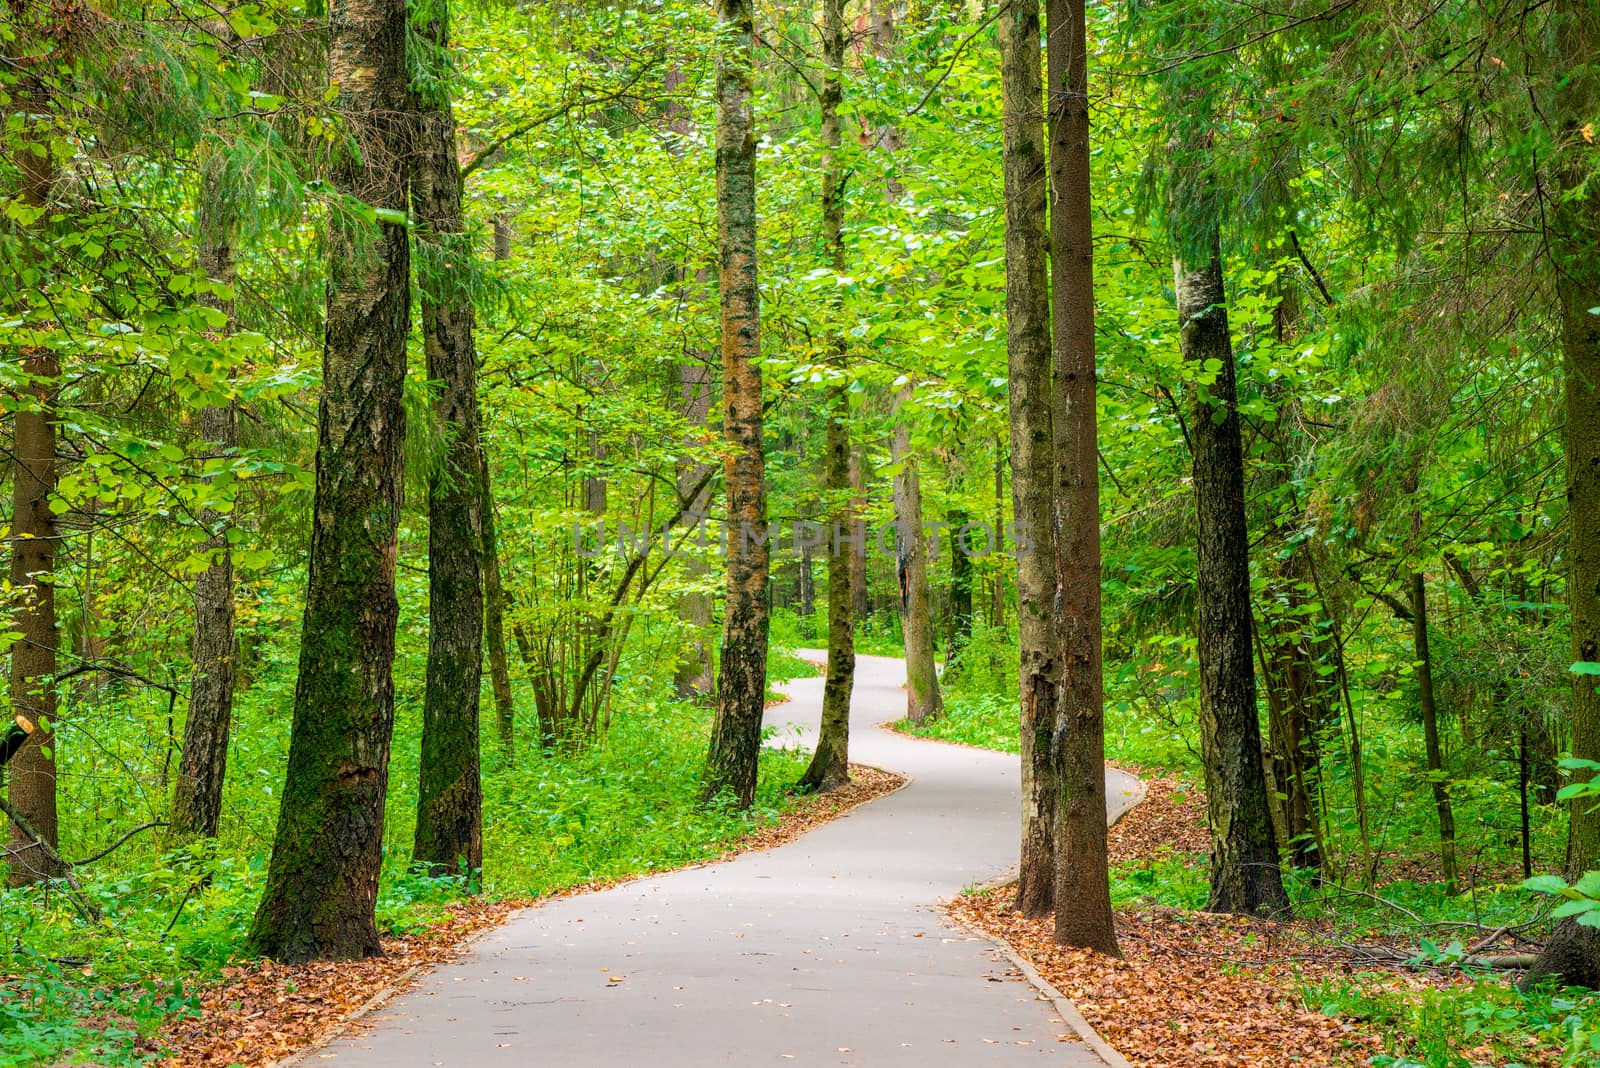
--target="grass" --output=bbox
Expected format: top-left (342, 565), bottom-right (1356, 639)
top-left (0, 643), bottom-right (817, 1068)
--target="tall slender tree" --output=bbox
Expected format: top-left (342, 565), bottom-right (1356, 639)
top-left (171, 147), bottom-right (241, 840)
top-left (1172, 215), bottom-right (1289, 917)
top-left (249, 0), bottom-right (414, 961)
top-left (892, 383), bottom-right (942, 725)
top-left (1526, 0), bottom-right (1600, 990)
top-left (412, 0), bottom-right (484, 878)
top-left (701, 0), bottom-right (769, 810)
top-left (997, 0), bottom-right (1059, 920)
top-left (799, 0), bottom-right (853, 793)
top-left (1047, 0), bottom-right (1116, 953)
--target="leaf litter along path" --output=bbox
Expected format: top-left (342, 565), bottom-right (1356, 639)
top-left (286, 653), bottom-right (1138, 1067)
top-left (158, 767), bottom-right (902, 1067)
top-left (952, 774), bottom-right (1559, 1068)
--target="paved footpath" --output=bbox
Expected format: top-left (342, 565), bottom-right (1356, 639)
top-left (301, 653), bottom-right (1140, 1066)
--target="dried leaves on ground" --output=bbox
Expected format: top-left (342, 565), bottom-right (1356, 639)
top-left (159, 763), bottom-right (903, 1067)
top-left (951, 772), bottom-right (1559, 1068)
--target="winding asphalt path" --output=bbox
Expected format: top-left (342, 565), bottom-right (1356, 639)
top-left (301, 653), bottom-right (1140, 1066)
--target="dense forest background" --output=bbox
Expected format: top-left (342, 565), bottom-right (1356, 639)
top-left (3, 0), bottom-right (1600, 1062)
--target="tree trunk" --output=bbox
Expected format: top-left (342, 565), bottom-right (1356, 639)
top-left (172, 150), bottom-right (240, 841)
top-left (248, 0), bottom-right (412, 961)
top-left (850, 446), bottom-right (869, 620)
top-left (992, 441), bottom-right (1007, 629)
top-left (1527, 0), bottom-right (1600, 990)
top-left (1174, 239), bottom-right (1289, 917)
top-left (482, 459), bottom-right (516, 757)
top-left (998, 0), bottom-right (1059, 920)
top-left (892, 386), bottom-right (942, 725)
top-left (947, 507), bottom-right (973, 661)
top-left (412, 0), bottom-right (484, 878)
top-left (701, 0), bottom-right (769, 810)
top-left (674, 362), bottom-right (716, 701)
top-left (802, 397), bottom-right (855, 792)
top-left (799, 0), bottom-right (852, 794)
top-left (483, 220), bottom-right (515, 758)
top-left (6, 59), bottom-right (61, 885)
top-left (1410, 568), bottom-right (1458, 894)
top-left (1047, 0), bottom-right (1117, 955)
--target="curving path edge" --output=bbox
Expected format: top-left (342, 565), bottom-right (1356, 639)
top-left (298, 653), bottom-right (1139, 1066)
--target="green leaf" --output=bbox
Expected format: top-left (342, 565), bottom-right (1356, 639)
top-left (1522, 874), bottom-right (1570, 894)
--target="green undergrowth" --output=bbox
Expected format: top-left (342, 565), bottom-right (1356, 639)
top-left (0, 649), bottom-right (812, 1068)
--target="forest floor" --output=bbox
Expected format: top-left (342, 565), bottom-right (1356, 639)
top-left (156, 764), bottom-right (903, 1066)
top-left (951, 775), bottom-right (1563, 1068)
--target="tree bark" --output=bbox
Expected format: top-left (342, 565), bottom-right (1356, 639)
top-left (799, 0), bottom-right (853, 793)
top-left (172, 149), bottom-right (240, 841)
top-left (6, 51), bottom-right (61, 885)
top-left (998, 0), bottom-right (1059, 920)
top-left (701, 0), bottom-right (769, 810)
top-left (1174, 239), bottom-right (1289, 917)
top-left (248, 0), bottom-right (413, 961)
top-left (1526, 0), bottom-right (1600, 990)
top-left (1047, 0), bottom-right (1117, 955)
top-left (892, 385), bottom-right (942, 725)
top-left (482, 458), bottom-right (516, 757)
top-left (850, 446), bottom-right (869, 620)
top-left (947, 507), bottom-right (973, 661)
top-left (1410, 568), bottom-right (1458, 894)
top-left (483, 221), bottom-right (515, 758)
top-left (411, 0), bottom-right (484, 878)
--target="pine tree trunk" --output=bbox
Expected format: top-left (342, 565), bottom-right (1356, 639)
top-left (1174, 240), bottom-right (1289, 917)
top-left (947, 507), bottom-right (973, 660)
top-left (6, 59), bottom-right (61, 885)
top-left (1410, 568), bottom-right (1458, 893)
top-left (1526, 0), bottom-right (1600, 991)
top-left (998, 0), bottom-right (1058, 920)
top-left (892, 386), bottom-right (942, 725)
top-left (1047, 0), bottom-right (1117, 955)
top-left (701, 0), bottom-right (769, 810)
top-left (172, 151), bottom-right (240, 840)
top-left (412, 0), bottom-right (484, 878)
top-left (248, 0), bottom-right (412, 961)
top-left (799, 0), bottom-right (852, 794)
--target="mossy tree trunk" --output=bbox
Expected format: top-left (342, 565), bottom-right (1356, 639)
top-left (1409, 566), bottom-right (1458, 894)
top-left (412, 0), bottom-right (484, 878)
top-left (248, 0), bottom-right (412, 962)
top-left (1047, 0), bottom-right (1117, 955)
top-left (997, 0), bottom-right (1059, 920)
top-left (1174, 236), bottom-right (1289, 917)
top-left (172, 148), bottom-right (241, 841)
top-left (701, 0), bottom-right (769, 810)
top-left (1526, 0), bottom-right (1600, 991)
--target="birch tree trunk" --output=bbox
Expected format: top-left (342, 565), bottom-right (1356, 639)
top-left (799, 0), bottom-right (853, 793)
top-left (701, 0), bottom-right (769, 810)
top-left (1174, 238), bottom-right (1289, 917)
top-left (998, 0), bottom-right (1058, 919)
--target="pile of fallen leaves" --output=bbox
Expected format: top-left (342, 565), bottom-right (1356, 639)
top-left (1107, 769), bottom-right (1207, 863)
top-left (158, 763), bottom-right (903, 1067)
top-left (952, 773), bottom-right (1560, 1068)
